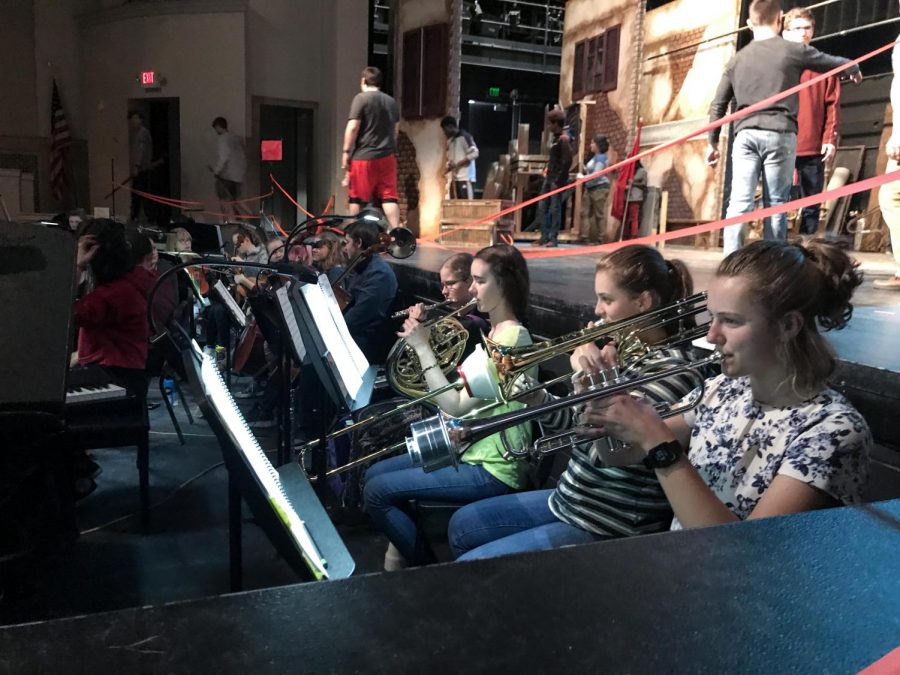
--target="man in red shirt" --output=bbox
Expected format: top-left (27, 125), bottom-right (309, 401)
top-left (783, 7), bottom-right (840, 236)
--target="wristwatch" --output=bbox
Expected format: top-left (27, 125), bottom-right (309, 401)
top-left (642, 439), bottom-right (683, 470)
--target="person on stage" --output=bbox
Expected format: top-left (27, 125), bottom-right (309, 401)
top-left (363, 244), bottom-right (534, 570)
top-left (448, 245), bottom-right (701, 560)
top-left (580, 240), bottom-right (871, 529)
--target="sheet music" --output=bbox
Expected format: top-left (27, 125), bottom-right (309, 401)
top-left (275, 283), bottom-right (307, 362)
top-left (318, 275), bottom-right (368, 374)
top-left (195, 342), bottom-right (327, 580)
top-left (299, 281), bottom-right (366, 399)
top-left (213, 280), bottom-right (248, 328)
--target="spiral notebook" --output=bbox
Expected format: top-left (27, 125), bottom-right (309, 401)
top-left (196, 343), bottom-right (328, 580)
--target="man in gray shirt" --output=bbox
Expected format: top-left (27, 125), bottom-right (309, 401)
top-left (341, 67), bottom-right (400, 229)
top-left (706, 0), bottom-right (860, 255)
top-left (128, 110), bottom-right (153, 222)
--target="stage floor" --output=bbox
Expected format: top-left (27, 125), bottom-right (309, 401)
top-left (394, 243), bottom-right (900, 372)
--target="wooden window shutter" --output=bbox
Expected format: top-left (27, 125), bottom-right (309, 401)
top-left (420, 23), bottom-right (448, 118)
top-left (572, 40), bottom-right (585, 101)
top-left (401, 28), bottom-right (422, 118)
top-left (601, 24), bottom-right (621, 92)
top-left (401, 23), bottom-right (448, 119)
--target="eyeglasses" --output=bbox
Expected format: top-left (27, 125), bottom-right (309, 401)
top-left (309, 241), bottom-right (329, 249)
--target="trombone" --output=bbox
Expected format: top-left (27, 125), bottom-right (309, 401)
top-left (404, 351), bottom-right (723, 474)
top-left (296, 292), bottom-right (709, 475)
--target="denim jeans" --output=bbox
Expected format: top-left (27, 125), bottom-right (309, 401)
top-left (539, 181), bottom-right (567, 244)
top-left (723, 129), bottom-right (797, 255)
top-left (448, 489), bottom-right (606, 561)
top-left (362, 453), bottom-right (512, 565)
top-left (795, 154), bottom-right (825, 235)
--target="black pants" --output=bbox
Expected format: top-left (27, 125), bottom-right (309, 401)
top-left (204, 301), bottom-right (232, 349)
top-left (795, 155), bottom-right (825, 235)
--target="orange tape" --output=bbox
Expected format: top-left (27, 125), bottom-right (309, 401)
top-left (520, 167), bottom-right (900, 259)
top-left (270, 173), bottom-right (315, 219)
top-left (424, 39), bottom-right (894, 243)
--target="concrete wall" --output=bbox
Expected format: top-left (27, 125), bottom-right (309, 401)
top-left (640, 0), bottom-right (741, 222)
top-left (396, 0), bottom-right (453, 238)
top-left (80, 7), bottom-right (246, 215)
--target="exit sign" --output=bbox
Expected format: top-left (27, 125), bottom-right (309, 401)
top-left (140, 71), bottom-right (158, 88)
top-left (488, 86), bottom-right (501, 97)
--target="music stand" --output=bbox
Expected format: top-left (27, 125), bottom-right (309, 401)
top-left (170, 325), bottom-right (354, 591)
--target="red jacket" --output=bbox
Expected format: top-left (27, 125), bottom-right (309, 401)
top-left (74, 266), bottom-right (157, 370)
top-left (796, 71), bottom-right (840, 157)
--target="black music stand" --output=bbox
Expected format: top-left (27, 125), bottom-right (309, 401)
top-left (276, 276), bottom-right (377, 480)
top-left (169, 325), bottom-right (354, 591)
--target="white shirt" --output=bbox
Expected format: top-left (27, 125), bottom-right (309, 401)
top-left (214, 131), bottom-right (247, 183)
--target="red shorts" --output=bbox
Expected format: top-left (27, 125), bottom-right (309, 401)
top-left (348, 154), bottom-right (398, 205)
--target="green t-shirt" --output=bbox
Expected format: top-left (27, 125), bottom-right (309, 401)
top-left (461, 323), bottom-right (534, 490)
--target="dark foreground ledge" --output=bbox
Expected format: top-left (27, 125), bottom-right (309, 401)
top-left (1, 500), bottom-right (898, 673)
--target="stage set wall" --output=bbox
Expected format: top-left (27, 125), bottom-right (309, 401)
top-left (561, 0), bottom-right (741, 226)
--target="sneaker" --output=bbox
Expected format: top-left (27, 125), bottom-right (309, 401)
top-left (873, 275), bottom-right (900, 290)
top-left (384, 543), bottom-right (409, 571)
top-left (530, 240), bottom-right (545, 247)
top-left (544, 241), bottom-right (558, 248)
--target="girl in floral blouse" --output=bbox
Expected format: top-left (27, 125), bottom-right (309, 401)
top-left (583, 239), bottom-right (871, 528)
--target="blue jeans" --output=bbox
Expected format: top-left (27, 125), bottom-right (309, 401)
top-left (539, 181), bottom-right (567, 244)
top-left (448, 489), bottom-right (606, 561)
top-left (723, 129), bottom-right (797, 255)
top-left (363, 453), bottom-right (512, 565)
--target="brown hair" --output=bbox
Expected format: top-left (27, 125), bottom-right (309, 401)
top-left (441, 252), bottom-right (474, 283)
top-left (749, 0), bottom-right (782, 27)
top-left (546, 109), bottom-right (565, 127)
top-left (784, 7), bottom-right (814, 29)
top-left (717, 239), bottom-right (863, 396)
top-left (313, 231), bottom-right (347, 273)
top-left (234, 225), bottom-right (260, 247)
top-left (596, 245), bottom-right (694, 334)
top-left (362, 66), bottom-right (383, 88)
top-left (474, 244), bottom-right (530, 323)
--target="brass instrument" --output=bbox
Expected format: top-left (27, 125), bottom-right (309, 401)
top-left (404, 351), bottom-right (722, 474)
top-left (298, 293), bottom-right (709, 478)
top-left (386, 298), bottom-right (478, 399)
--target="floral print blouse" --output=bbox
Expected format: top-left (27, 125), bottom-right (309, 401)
top-left (671, 375), bottom-right (871, 530)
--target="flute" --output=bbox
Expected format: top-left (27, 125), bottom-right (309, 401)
top-left (391, 299), bottom-right (455, 320)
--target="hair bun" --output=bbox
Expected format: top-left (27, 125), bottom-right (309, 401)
top-left (802, 239), bottom-right (863, 331)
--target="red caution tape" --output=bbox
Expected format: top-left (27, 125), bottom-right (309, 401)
top-left (424, 38), bottom-right (896, 243)
top-left (521, 167), bottom-right (900, 259)
top-left (270, 173), bottom-right (315, 219)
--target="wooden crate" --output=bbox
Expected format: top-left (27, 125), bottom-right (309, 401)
top-left (511, 154), bottom-right (548, 175)
top-left (439, 199), bottom-right (514, 246)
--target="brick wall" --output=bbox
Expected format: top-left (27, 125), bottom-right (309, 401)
top-left (396, 130), bottom-right (421, 234)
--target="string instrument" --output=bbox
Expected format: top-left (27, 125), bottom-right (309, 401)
top-left (232, 319), bottom-right (267, 376)
top-left (329, 227), bottom-right (417, 312)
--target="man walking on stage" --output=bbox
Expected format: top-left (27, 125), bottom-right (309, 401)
top-left (706, 0), bottom-right (860, 255)
top-left (875, 10), bottom-right (900, 291)
top-left (210, 116), bottom-right (248, 221)
top-left (342, 67), bottom-right (401, 230)
top-left (128, 110), bottom-right (153, 222)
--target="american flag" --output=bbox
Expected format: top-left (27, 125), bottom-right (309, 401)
top-left (49, 79), bottom-right (71, 203)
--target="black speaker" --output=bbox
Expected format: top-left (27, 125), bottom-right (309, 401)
top-left (0, 222), bottom-right (77, 413)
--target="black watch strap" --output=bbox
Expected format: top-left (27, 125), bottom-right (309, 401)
top-left (642, 439), bottom-right (683, 470)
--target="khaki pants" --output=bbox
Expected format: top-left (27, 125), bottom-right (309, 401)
top-left (581, 185), bottom-right (609, 243)
top-left (879, 158), bottom-right (900, 268)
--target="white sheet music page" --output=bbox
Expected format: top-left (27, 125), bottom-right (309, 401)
top-left (275, 282), bottom-right (307, 362)
top-left (212, 280), bottom-right (248, 328)
top-left (300, 280), bottom-right (365, 399)
top-left (195, 342), bottom-right (327, 580)
top-left (317, 275), bottom-right (369, 374)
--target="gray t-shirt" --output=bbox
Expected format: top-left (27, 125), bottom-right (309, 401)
top-left (348, 90), bottom-right (399, 160)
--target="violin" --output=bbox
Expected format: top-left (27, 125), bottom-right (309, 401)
top-left (329, 227), bottom-right (417, 312)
